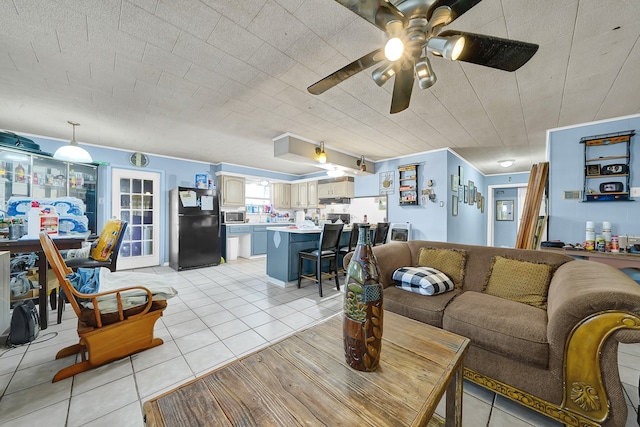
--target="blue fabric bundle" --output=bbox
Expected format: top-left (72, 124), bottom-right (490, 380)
top-left (66, 267), bottom-right (101, 294)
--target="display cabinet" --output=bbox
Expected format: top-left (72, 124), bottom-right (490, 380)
top-left (581, 131), bottom-right (634, 202)
top-left (0, 147), bottom-right (98, 234)
top-left (398, 164), bottom-right (419, 205)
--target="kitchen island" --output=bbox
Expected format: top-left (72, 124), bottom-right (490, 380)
top-left (266, 226), bottom-right (350, 287)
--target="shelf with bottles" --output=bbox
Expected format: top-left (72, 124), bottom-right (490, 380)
top-left (398, 164), bottom-right (419, 206)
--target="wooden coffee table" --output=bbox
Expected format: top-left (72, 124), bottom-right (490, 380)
top-left (144, 311), bottom-right (470, 426)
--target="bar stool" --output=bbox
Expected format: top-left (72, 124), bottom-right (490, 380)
top-left (373, 222), bottom-right (390, 246)
top-left (339, 223), bottom-right (363, 274)
top-left (298, 223), bottom-right (344, 297)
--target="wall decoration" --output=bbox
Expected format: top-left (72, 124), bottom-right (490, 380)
top-left (468, 181), bottom-right (475, 205)
top-left (496, 200), bottom-right (514, 221)
top-left (476, 191), bottom-right (481, 208)
top-left (480, 196), bottom-right (485, 213)
top-left (586, 164), bottom-right (600, 176)
top-left (458, 166), bottom-right (464, 185)
top-left (463, 185), bottom-right (468, 203)
top-left (452, 195), bottom-right (458, 216)
top-left (379, 171), bottom-right (395, 195)
top-left (458, 185), bottom-right (463, 201)
top-left (451, 174), bottom-right (459, 191)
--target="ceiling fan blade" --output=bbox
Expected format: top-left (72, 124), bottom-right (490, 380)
top-left (439, 30), bottom-right (539, 72)
top-left (427, 0), bottom-right (483, 22)
top-left (335, 0), bottom-right (406, 32)
top-left (390, 61), bottom-right (415, 114)
top-left (308, 49), bottom-right (384, 95)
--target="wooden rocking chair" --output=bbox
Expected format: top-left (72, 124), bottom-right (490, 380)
top-left (39, 232), bottom-right (167, 382)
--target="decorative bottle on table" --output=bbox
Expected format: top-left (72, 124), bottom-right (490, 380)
top-left (343, 223), bottom-right (383, 371)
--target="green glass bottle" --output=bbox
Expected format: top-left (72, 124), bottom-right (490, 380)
top-left (343, 223), bottom-right (383, 371)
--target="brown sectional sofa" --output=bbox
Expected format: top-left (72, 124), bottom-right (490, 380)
top-left (345, 240), bottom-right (640, 427)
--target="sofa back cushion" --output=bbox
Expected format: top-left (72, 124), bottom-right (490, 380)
top-left (406, 241), bottom-right (572, 293)
top-left (483, 256), bottom-right (554, 309)
top-left (417, 247), bottom-right (466, 288)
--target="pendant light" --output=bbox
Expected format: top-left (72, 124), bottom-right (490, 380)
top-left (54, 121), bottom-right (93, 163)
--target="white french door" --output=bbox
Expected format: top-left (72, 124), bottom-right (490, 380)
top-left (111, 168), bottom-right (161, 269)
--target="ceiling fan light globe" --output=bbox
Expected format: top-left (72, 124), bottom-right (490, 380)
top-left (384, 37), bottom-right (404, 61)
top-left (415, 58), bottom-right (437, 89)
top-left (54, 145), bottom-right (93, 163)
top-left (427, 35), bottom-right (465, 61)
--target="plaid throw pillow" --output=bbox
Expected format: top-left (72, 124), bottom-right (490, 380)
top-left (392, 266), bottom-right (454, 296)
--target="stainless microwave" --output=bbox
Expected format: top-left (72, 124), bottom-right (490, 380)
top-left (222, 211), bottom-right (245, 223)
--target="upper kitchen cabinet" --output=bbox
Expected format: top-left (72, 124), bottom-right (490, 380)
top-left (273, 183), bottom-right (291, 209)
top-left (0, 146), bottom-right (98, 234)
top-left (307, 181), bottom-right (318, 208)
top-left (318, 177), bottom-right (354, 199)
top-left (219, 175), bottom-right (245, 207)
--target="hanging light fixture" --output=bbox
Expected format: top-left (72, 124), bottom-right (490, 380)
top-left (54, 121), bottom-right (93, 163)
top-left (356, 155), bottom-right (367, 172)
top-left (315, 142), bottom-right (327, 164)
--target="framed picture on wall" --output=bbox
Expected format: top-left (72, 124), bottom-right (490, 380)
top-left (452, 195), bottom-right (458, 216)
top-left (451, 174), bottom-right (459, 191)
top-left (480, 196), bottom-right (485, 213)
top-left (496, 200), bottom-right (514, 221)
top-left (586, 164), bottom-right (601, 176)
top-left (458, 185), bottom-right (463, 201)
top-left (464, 185), bottom-right (468, 203)
top-left (458, 166), bottom-right (464, 185)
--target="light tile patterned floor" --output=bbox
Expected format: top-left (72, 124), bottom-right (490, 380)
top-left (0, 257), bottom-right (638, 426)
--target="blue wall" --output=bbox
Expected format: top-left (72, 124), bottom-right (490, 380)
top-left (547, 115), bottom-right (640, 244)
top-left (446, 151), bottom-right (485, 245)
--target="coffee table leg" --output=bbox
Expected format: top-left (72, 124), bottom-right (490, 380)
top-left (445, 364), bottom-right (463, 427)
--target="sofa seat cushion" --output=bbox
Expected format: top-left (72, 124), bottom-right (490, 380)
top-left (383, 286), bottom-right (461, 328)
top-left (392, 266), bottom-right (455, 295)
top-left (443, 291), bottom-right (549, 368)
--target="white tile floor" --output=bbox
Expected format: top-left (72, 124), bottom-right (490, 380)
top-left (0, 257), bottom-right (638, 426)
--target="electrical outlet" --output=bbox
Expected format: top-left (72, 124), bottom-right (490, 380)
top-left (630, 187), bottom-right (640, 197)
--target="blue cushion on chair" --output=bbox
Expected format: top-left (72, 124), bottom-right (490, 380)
top-left (392, 266), bottom-right (454, 296)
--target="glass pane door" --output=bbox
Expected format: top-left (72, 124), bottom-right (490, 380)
top-left (111, 168), bottom-right (160, 269)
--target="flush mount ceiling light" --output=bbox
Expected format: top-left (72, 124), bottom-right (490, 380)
top-left (356, 155), bottom-right (367, 172)
top-left (498, 159), bottom-right (515, 168)
top-left (260, 180), bottom-right (269, 186)
top-left (315, 142), bottom-right (327, 164)
top-left (54, 121), bottom-right (93, 163)
top-left (326, 167), bottom-right (345, 177)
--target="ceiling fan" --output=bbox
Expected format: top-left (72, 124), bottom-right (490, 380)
top-left (307, 0), bottom-right (539, 114)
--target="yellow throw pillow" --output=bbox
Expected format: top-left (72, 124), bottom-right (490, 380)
top-left (483, 256), bottom-right (554, 310)
top-left (417, 247), bottom-right (466, 288)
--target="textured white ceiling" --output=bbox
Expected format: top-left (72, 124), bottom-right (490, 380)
top-left (0, 0), bottom-right (638, 175)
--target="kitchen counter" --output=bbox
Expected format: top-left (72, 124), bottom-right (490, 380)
top-left (265, 227), bottom-right (351, 287)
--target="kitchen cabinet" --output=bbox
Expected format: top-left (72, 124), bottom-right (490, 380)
top-left (0, 147), bottom-right (98, 234)
top-left (219, 175), bottom-right (245, 206)
top-left (307, 181), bottom-right (318, 208)
top-left (251, 225), bottom-right (268, 255)
top-left (273, 183), bottom-right (290, 208)
top-left (581, 131), bottom-right (634, 202)
top-left (318, 180), bottom-right (354, 198)
top-left (290, 183), bottom-right (300, 208)
top-left (291, 182), bottom-right (311, 209)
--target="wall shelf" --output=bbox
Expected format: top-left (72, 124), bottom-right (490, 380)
top-left (398, 164), bottom-right (419, 205)
top-left (581, 130), bottom-right (635, 202)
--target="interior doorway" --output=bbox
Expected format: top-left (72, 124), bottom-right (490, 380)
top-left (111, 168), bottom-right (161, 269)
top-left (487, 183), bottom-right (528, 247)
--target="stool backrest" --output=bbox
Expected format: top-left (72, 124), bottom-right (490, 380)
top-left (373, 222), bottom-right (390, 246)
top-left (348, 223), bottom-right (363, 251)
top-left (320, 223), bottom-right (344, 252)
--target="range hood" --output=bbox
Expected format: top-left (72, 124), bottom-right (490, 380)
top-left (319, 197), bottom-right (351, 205)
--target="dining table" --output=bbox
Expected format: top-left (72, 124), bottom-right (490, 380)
top-left (0, 235), bottom-right (85, 329)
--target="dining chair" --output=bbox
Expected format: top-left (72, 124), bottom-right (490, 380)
top-left (297, 223), bottom-right (344, 297)
top-left (56, 220), bottom-right (128, 324)
top-left (373, 222), bottom-right (390, 246)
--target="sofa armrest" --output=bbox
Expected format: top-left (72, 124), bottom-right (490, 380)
top-left (547, 260), bottom-right (640, 350)
top-left (343, 242), bottom-right (413, 288)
